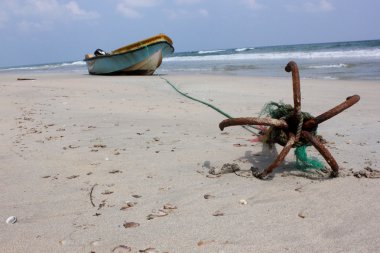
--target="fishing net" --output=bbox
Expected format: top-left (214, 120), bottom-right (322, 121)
top-left (260, 101), bottom-right (324, 171)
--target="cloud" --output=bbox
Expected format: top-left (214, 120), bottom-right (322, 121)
top-left (116, 0), bottom-right (161, 18)
top-left (122, 0), bottom-right (161, 8)
top-left (164, 9), bottom-right (190, 19)
top-left (25, 0), bottom-right (60, 14)
top-left (163, 0), bottom-right (208, 19)
top-left (18, 20), bottom-right (53, 32)
top-left (23, 0), bottom-right (99, 19)
top-left (287, 0), bottom-right (334, 12)
top-left (164, 8), bottom-right (209, 19)
top-left (65, 1), bottom-right (100, 19)
top-left (198, 9), bottom-right (209, 17)
top-left (116, 0), bottom-right (208, 19)
top-left (242, 0), bottom-right (264, 10)
top-left (0, 11), bottom-right (8, 28)
top-left (175, 0), bottom-right (202, 4)
top-left (117, 4), bottom-right (142, 18)
top-left (0, 0), bottom-right (99, 31)
top-left (318, 0), bottom-right (334, 11)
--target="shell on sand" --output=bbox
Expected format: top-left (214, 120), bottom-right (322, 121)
top-left (239, 199), bottom-right (248, 205)
top-left (6, 216), bottom-right (17, 224)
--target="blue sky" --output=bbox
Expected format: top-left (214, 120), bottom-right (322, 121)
top-left (0, 0), bottom-right (379, 67)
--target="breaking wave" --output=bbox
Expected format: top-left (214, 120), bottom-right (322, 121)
top-left (0, 61), bottom-right (86, 72)
top-left (165, 49), bottom-right (380, 62)
top-left (235, 47), bottom-right (254, 52)
top-left (308, 63), bottom-right (350, 69)
top-left (198, 49), bottom-right (226, 54)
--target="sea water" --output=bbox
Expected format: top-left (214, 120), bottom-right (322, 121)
top-left (1, 39), bottom-right (379, 80)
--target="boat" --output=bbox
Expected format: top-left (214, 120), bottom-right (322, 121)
top-left (84, 34), bottom-right (174, 75)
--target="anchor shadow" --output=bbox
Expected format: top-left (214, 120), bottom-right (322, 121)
top-left (241, 144), bottom-right (331, 180)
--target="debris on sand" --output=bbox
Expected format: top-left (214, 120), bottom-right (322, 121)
top-left (123, 222), bottom-right (140, 228)
top-left (208, 163), bottom-right (240, 175)
top-left (352, 167), bottom-right (380, 178)
top-left (112, 245), bottom-right (132, 252)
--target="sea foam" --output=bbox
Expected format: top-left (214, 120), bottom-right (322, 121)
top-left (165, 49), bottom-right (380, 62)
top-left (308, 63), bottom-right (349, 69)
top-left (0, 61), bottom-right (86, 72)
top-left (198, 49), bottom-right (226, 54)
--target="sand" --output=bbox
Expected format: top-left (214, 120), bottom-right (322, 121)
top-left (0, 73), bottom-right (379, 253)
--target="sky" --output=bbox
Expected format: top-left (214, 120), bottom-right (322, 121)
top-left (0, 0), bottom-right (379, 67)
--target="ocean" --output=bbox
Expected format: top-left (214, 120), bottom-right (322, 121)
top-left (1, 39), bottom-right (380, 80)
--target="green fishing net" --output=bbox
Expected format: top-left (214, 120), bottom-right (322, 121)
top-left (260, 101), bottom-right (324, 171)
top-left (294, 146), bottom-right (324, 171)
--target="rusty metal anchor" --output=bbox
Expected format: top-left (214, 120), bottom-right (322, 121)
top-left (219, 61), bottom-right (360, 179)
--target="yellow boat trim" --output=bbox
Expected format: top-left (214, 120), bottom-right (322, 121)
top-left (111, 33), bottom-right (173, 55)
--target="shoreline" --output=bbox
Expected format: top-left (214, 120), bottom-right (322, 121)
top-left (1, 73), bottom-right (379, 252)
top-left (2, 69), bottom-right (380, 83)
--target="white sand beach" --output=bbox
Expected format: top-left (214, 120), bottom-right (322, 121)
top-left (1, 73), bottom-right (380, 252)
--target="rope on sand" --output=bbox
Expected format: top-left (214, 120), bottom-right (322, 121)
top-left (159, 75), bottom-right (262, 136)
